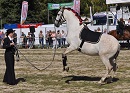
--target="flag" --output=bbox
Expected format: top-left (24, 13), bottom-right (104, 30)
top-left (20, 1), bottom-right (28, 25)
top-left (72, 0), bottom-right (80, 14)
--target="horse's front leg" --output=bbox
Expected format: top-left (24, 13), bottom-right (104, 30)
top-left (62, 45), bottom-right (76, 72)
top-left (62, 54), bottom-right (68, 71)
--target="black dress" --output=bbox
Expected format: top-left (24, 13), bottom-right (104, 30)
top-left (3, 37), bottom-right (16, 85)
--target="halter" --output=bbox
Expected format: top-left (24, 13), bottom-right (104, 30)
top-left (55, 8), bottom-right (66, 25)
top-left (55, 8), bottom-right (84, 26)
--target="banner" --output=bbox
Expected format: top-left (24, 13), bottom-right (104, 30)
top-left (72, 0), bottom-right (80, 14)
top-left (106, 0), bottom-right (130, 4)
top-left (18, 23), bottom-right (42, 28)
top-left (20, 1), bottom-right (28, 25)
top-left (48, 2), bottom-right (73, 10)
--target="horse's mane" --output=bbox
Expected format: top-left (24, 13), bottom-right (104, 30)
top-left (64, 8), bottom-right (83, 25)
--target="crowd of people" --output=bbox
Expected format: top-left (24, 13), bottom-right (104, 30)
top-left (19, 30), bottom-right (67, 49)
top-left (45, 30), bottom-right (67, 49)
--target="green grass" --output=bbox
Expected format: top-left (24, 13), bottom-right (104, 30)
top-left (0, 49), bottom-right (130, 93)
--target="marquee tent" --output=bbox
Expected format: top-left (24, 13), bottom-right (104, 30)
top-left (106, 0), bottom-right (130, 4)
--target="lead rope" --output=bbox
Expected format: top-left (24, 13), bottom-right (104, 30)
top-left (15, 45), bottom-right (56, 71)
top-left (14, 26), bottom-right (57, 71)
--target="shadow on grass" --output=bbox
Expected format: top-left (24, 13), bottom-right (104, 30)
top-left (63, 75), bottom-right (119, 84)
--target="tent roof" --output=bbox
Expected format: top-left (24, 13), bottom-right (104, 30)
top-left (106, 0), bottom-right (130, 4)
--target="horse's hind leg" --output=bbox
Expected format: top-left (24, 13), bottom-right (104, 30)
top-left (62, 45), bottom-right (76, 71)
top-left (109, 49), bottom-right (119, 78)
top-left (109, 58), bottom-right (118, 79)
top-left (98, 56), bottom-right (113, 84)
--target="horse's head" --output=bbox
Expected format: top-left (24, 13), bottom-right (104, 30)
top-left (55, 7), bottom-right (66, 27)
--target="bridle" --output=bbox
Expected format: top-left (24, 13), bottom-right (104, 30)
top-left (55, 8), bottom-right (66, 25)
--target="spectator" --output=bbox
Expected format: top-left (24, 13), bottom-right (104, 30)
top-left (0, 31), bottom-right (2, 46)
top-left (45, 31), bottom-right (49, 49)
top-left (56, 30), bottom-right (61, 48)
top-left (20, 32), bottom-right (27, 48)
top-left (97, 27), bottom-right (102, 33)
top-left (0, 31), bottom-right (5, 47)
top-left (48, 31), bottom-right (53, 48)
top-left (30, 32), bottom-right (35, 48)
top-left (51, 31), bottom-right (57, 49)
top-left (128, 18), bottom-right (130, 25)
top-left (27, 32), bottom-right (31, 48)
top-left (39, 30), bottom-right (44, 49)
top-left (13, 30), bottom-right (17, 45)
top-left (61, 30), bottom-right (66, 47)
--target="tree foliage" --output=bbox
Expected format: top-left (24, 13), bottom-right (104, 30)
top-left (0, 0), bottom-right (107, 25)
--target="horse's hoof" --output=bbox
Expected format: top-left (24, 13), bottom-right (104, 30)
top-left (16, 59), bottom-right (19, 62)
top-left (63, 67), bottom-right (69, 72)
top-left (65, 67), bottom-right (69, 72)
top-left (98, 81), bottom-right (106, 85)
top-left (63, 68), bottom-right (66, 71)
top-left (105, 76), bottom-right (113, 83)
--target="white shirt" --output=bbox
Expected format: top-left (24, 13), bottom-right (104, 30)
top-left (61, 33), bottom-right (66, 38)
top-left (8, 36), bottom-right (14, 42)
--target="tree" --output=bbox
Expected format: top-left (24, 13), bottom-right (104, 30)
top-left (0, 0), bottom-right (108, 25)
top-left (1, 0), bottom-right (22, 24)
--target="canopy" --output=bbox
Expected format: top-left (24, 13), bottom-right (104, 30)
top-left (106, 0), bottom-right (130, 4)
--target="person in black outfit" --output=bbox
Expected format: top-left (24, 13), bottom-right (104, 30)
top-left (2, 29), bottom-right (26, 85)
top-left (116, 18), bottom-right (125, 37)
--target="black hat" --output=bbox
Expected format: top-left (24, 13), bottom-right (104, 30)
top-left (6, 29), bottom-right (15, 36)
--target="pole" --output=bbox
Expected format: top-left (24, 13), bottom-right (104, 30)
top-left (106, 4), bottom-right (109, 33)
top-left (116, 5), bottom-right (117, 25)
top-left (48, 9), bottom-right (49, 24)
top-left (122, 6), bottom-right (123, 19)
top-left (0, 16), bottom-right (2, 29)
top-left (20, 24), bottom-right (22, 46)
top-left (0, 18), bottom-right (2, 29)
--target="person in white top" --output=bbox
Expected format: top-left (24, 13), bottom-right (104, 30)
top-left (51, 31), bottom-right (57, 49)
top-left (128, 18), bottom-right (130, 25)
top-left (56, 30), bottom-right (61, 48)
top-left (61, 30), bottom-right (66, 47)
top-left (39, 30), bottom-right (44, 49)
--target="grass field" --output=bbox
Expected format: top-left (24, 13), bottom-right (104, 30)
top-left (0, 49), bottom-right (130, 93)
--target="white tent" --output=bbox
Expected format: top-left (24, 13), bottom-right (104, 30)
top-left (106, 0), bottom-right (130, 4)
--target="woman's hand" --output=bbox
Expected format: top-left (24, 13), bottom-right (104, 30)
top-left (10, 42), bottom-right (14, 46)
